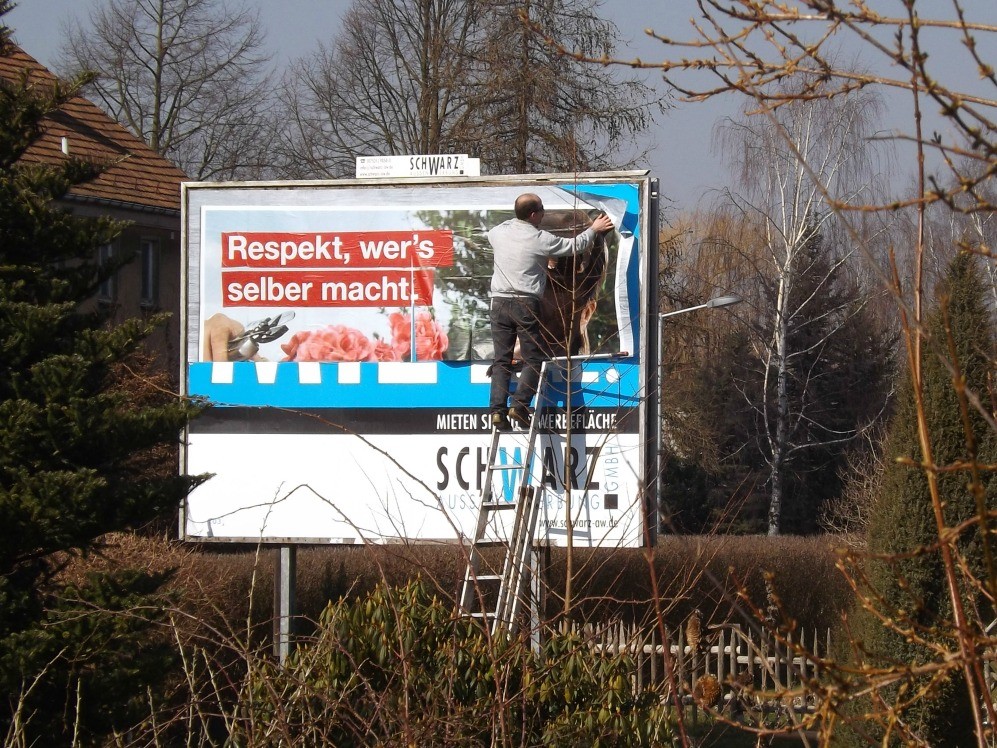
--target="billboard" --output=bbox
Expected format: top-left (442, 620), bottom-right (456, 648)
top-left (181, 173), bottom-right (656, 546)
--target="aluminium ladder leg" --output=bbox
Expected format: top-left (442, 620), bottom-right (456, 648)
top-left (458, 361), bottom-right (553, 634)
top-left (456, 424), bottom-right (519, 623)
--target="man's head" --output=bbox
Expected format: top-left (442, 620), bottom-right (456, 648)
top-left (514, 193), bottom-right (545, 226)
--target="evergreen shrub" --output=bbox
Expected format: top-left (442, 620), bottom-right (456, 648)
top-left (236, 579), bottom-right (672, 747)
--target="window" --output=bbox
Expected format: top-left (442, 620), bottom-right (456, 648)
top-left (140, 239), bottom-right (160, 307)
top-left (97, 243), bottom-right (116, 302)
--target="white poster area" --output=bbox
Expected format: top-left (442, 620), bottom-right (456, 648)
top-left (184, 428), bottom-right (643, 548)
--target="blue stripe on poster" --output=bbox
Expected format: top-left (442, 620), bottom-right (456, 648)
top-left (187, 359), bottom-right (641, 410)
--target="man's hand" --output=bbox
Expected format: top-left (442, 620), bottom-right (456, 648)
top-left (591, 213), bottom-right (614, 235)
top-left (202, 313), bottom-right (245, 361)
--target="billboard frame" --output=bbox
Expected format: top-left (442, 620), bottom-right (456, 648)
top-left (179, 170), bottom-right (659, 546)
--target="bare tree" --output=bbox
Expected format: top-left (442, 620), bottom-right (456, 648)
top-left (714, 87), bottom-right (891, 535)
top-left (275, 0), bottom-right (482, 178)
top-left (657, 200), bottom-right (894, 535)
top-left (467, 0), bottom-right (666, 173)
top-left (276, 0), bottom-right (666, 178)
top-left (59, 0), bottom-right (277, 180)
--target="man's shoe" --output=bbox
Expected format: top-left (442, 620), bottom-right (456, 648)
top-left (491, 411), bottom-right (511, 431)
top-left (508, 405), bottom-right (532, 429)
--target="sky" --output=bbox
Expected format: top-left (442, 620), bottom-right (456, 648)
top-left (6, 0), bottom-right (994, 215)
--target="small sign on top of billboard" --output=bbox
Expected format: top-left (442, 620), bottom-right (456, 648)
top-left (356, 154), bottom-right (481, 179)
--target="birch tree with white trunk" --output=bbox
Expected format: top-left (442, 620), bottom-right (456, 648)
top-left (716, 87), bottom-right (890, 535)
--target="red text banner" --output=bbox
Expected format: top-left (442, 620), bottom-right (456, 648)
top-left (221, 231), bottom-right (454, 269)
top-left (221, 269), bottom-right (434, 307)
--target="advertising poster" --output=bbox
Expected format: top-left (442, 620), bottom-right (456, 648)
top-left (181, 174), bottom-right (654, 546)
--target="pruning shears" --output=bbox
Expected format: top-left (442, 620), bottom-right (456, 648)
top-left (226, 312), bottom-right (296, 361)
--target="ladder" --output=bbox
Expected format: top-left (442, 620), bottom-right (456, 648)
top-left (458, 360), bottom-right (555, 635)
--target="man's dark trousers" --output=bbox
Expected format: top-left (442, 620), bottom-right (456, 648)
top-left (489, 295), bottom-right (545, 414)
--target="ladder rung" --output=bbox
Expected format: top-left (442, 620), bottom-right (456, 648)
top-left (469, 611), bottom-right (493, 619)
top-left (489, 463), bottom-right (526, 471)
top-left (482, 501), bottom-right (516, 510)
top-left (470, 574), bottom-right (501, 582)
top-left (472, 540), bottom-right (506, 548)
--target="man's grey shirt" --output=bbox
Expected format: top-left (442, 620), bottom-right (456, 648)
top-left (488, 218), bottom-right (597, 299)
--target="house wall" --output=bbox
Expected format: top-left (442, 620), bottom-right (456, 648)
top-left (72, 201), bottom-right (183, 382)
top-left (113, 224), bottom-right (183, 379)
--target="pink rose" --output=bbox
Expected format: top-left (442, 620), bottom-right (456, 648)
top-left (280, 325), bottom-right (378, 362)
top-left (388, 312), bottom-right (411, 358)
top-left (372, 338), bottom-right (401, 362)
top-left (413, 310), bottom-right (449, 360)
top-left (388, 311), bottom-right (449, 361)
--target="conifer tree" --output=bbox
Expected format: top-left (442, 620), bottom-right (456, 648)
top-left (855, 252), bottom-right (996, 745)
top-left (0, 7), bottom-right (202, 741)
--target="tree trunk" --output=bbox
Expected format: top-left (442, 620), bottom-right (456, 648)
top-left (767, 261), bottom-right (792, 535)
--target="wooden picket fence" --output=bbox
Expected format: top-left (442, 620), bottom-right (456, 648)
top-left (556, 617), bottom-right (997, 728)
top-left (562, 618), bottom-right (831, 716)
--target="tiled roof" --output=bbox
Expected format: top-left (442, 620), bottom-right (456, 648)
top-left (0, 43), bottom-right (187, 213)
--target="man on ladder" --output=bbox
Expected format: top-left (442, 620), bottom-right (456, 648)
top-left (487, 193), bottom-right (615, 430)
top-left (458, 194), bottom-right (615, 633)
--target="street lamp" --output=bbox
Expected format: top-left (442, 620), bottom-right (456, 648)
top-left (658, 294), bottom-right (742, 321)
top-left (655, 294), bottom-right (742, 532)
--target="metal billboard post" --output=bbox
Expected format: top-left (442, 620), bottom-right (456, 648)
top-left (273, 544), bottom-right (297, 664)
